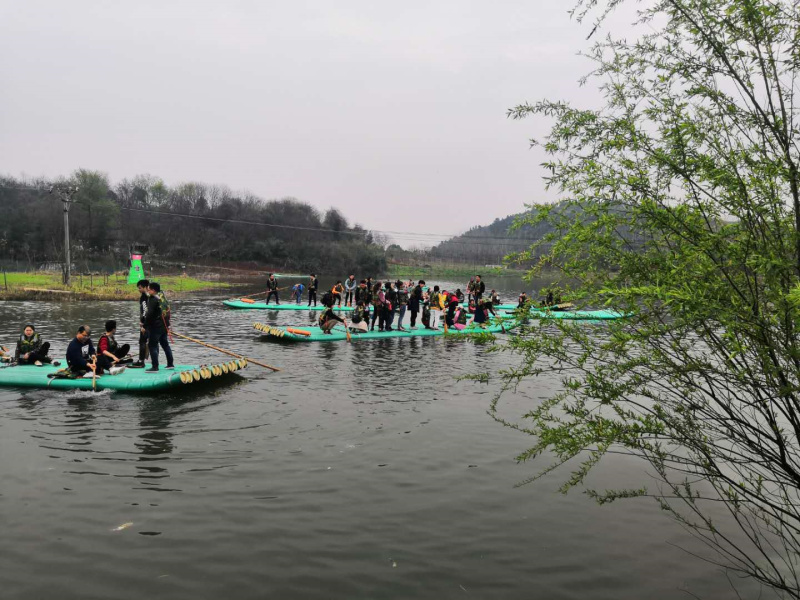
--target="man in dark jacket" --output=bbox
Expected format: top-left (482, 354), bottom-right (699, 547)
top-left (474, 275), bottom-right (485, 302)
top-left (308, 274), bottom-right (319, 306)
top-left (66, 325), bottom-right (96, 374)
top-left (265, 274), bottom-right (280, 305)
top-left (132, 279), bottom-right (150, 368)
top-left (142, 282), bottom-right (174, 373)
top-left (408, 280), bottom-right (425, 329)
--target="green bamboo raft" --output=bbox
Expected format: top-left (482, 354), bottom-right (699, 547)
top-left (502, 308), bottom-right (629, 320)
top-left (0, 360), bottom-right (248, 392)
top-left (224, 299), bottom-right (354, 311)
top-left (254, 321), bottom-right (509, 342)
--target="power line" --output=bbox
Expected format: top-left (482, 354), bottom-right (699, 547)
top-left (1, 184), bottom-right (546, 247)
top-left (118, 206), bottom-right (544, 247)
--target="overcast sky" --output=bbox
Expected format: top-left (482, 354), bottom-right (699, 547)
top-left (0, 1), bottom-right (616, 246)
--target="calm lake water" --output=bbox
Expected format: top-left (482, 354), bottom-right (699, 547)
top-left (0, 279), bottom-right (771, 599)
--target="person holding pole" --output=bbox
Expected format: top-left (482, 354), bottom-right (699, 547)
top-left (143, 282), bottom-right (174, 373)
top-left (265, 274), bottom-right (280, 305)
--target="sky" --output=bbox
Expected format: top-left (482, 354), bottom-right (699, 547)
top-left (0, 1), bottom-right (621, 246)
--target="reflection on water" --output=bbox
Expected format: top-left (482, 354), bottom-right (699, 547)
top-left (0, 294), bottom-right (773, 600)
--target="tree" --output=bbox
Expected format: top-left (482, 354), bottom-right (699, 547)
top-left (490, 1), bottom-right (800, 597)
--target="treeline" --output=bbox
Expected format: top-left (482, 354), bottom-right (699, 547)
top-left (0, 170), bottom-right (386, 274)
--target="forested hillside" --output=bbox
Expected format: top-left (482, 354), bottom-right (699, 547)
top-left (428, 207), bottom-right (555, 265)
top-left (0, 171), bottom-right (386, 274)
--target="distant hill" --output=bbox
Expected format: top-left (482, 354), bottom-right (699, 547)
top-left (429, 205), bottom-right (560, 266)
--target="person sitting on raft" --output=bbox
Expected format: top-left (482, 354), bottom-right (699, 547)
top-left (518, 292), bottom-right (529, 308)
top-left (490, 290), bottom-right (500, 305)
top-left (265, 273), bottom-right (280, 305)
top-left (96, 320), bottom-right (131, 375)
top-left (13, 324), bottom-right (52, 365)
top-left (473, 300), bottom-right (498, 325)
top-left (445, 289), bottom-right (461, 327)
top-left (66, 325), bottom-right (97, 375)
top-left (349, 301), bottom-right (369, 333)
top-left (452, 305), bottom-right (469, 330)
top-left (455, 288), bottom-right (465, 303)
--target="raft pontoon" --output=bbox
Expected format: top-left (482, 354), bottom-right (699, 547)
top-left (0, 360), bottom-right (248, 392)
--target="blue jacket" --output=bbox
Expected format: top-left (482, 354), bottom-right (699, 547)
top-left (66, 337), bottom-right (95, 371)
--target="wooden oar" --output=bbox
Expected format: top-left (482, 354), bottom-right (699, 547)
top-left (344, 320), bottom-right (352, 343)
top-left (240, 290), bottom-right (268, 299)
top-left (91, 355), bottom-right (98, 392)
top-left (170, 330), bottom-right (281, 372)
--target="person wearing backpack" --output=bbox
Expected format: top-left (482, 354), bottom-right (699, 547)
top-left (321, 289), bottom-right (334, 308)
top-left (395, 280), bottom-right (409, 331)
top-left (474, 275), bottom-right (485, 302)
top-left (382, 281), bottom-right (397, 331)
top-left (427, 285), bottom-right (444, 329)
top-left (370, 282), bottom-right (383, 331)
top-left (408, 280), bottom-right (424, 329)
top-left (350, 301), bottom-right (369, 333)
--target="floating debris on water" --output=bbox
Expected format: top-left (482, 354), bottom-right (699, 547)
top-left (111, 522), bottom-right (133, 531)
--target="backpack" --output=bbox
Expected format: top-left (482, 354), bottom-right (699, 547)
top-left (430, 291), bottom-right (440, 308)
top-left (397, 289), bottom-right (409, 305)
top-left (321, 291), bottom-right (334, 307)
top-left (158, 292), bottom-right (171, 326)
top-left (352, 306), bottom-right (365, 324)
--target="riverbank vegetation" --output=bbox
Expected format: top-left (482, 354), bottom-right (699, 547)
top-left (486, 1), bottom-right (800, 597)
top-left (0, 271), bottom-right (228, 301)
top-left (0, 173), bottom-right (386, 276)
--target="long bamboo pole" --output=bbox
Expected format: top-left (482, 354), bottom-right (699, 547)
top-left (171, 330), bottom-right (281, 372)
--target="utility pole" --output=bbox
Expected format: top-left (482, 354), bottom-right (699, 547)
top-left (51, 185), bottom-right (79, 285)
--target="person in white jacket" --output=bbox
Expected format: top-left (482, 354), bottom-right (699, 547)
top-left (344, 275), bottom-right (357, 307)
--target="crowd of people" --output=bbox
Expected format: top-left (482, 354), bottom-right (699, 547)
top-left (0, 279), bottom-right (175, 378)
top-left (263, 273), bottom-right (504, 335)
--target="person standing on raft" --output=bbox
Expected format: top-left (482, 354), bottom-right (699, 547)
top-left (132, 279), bottom-right (150, 368)
top-left (66, 325), bottom-right (97, 375)
top-left (331, 281), bottom-right (344, 307)
top-left (14, 325), bottom-right (52, 365)
top-left (474, 275), bottom-right (485, 303)
top-left (143, 282), bottom-right (174, 373)
top-left (265, 274), bottom-right (280, 305)
top-left (344, 275), bottom-right (357, 307)
top-left (408, 280), bottom-right (424, 329)
top-left (96, 320), bottom-right (131, 375)
top-left (291, 282), bottom-right (305, 304)
top-left (308, 274), bottom-right (319, 306)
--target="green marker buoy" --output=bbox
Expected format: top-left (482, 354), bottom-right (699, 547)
top-left (127, 253), bottom-right (145, 284)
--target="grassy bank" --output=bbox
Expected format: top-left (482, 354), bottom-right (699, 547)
top-left (0, 272), bottom-right (230, 301)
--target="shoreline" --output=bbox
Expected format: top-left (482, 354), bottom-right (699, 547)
top-left (0, 272), bottom-right (234, 302)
